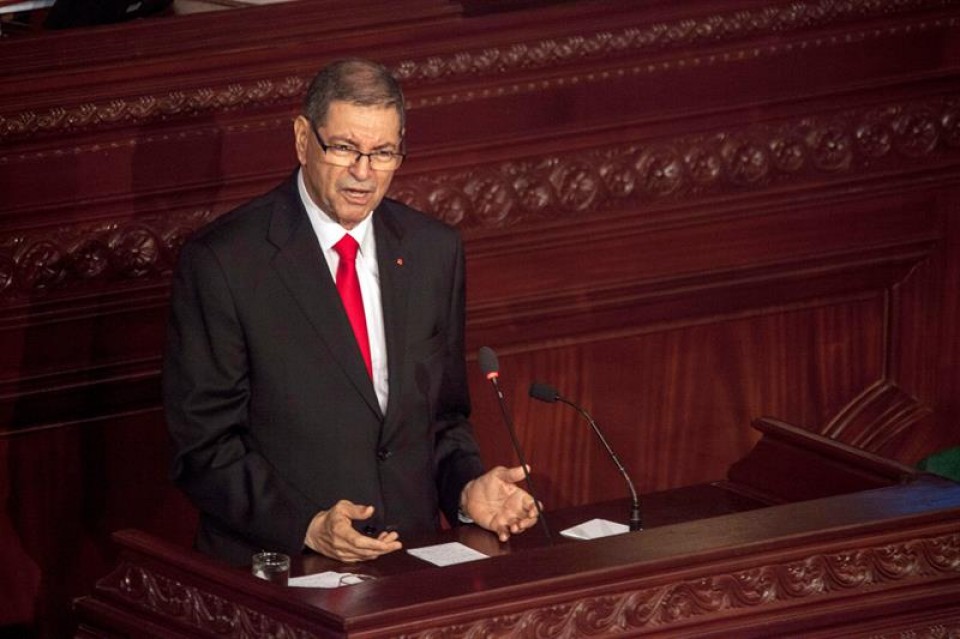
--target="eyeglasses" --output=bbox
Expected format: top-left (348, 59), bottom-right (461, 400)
top-left (338, 573), bottom-right (377, 587)
top-left (312, 128), bottom-right (405, 171)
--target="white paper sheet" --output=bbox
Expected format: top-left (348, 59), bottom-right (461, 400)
top-left (288, 571), bottom-right (374, 588)
top-left (406, 542), bottom-right (489, 566)
top-left (560, 518), bottom-right (630, 540)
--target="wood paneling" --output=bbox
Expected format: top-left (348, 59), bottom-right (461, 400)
top-left (1, 0), bottom-right (959, 635)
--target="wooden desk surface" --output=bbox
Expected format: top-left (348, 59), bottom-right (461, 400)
top-left (282, 478), bottom-right (960, 626)
top-left (293, 480), bottom-right (768, 580)
top-left (76, 476), bottom-right (960, 638)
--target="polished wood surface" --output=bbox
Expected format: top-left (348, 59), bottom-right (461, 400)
top-left (3, 0), bottom-right (960, 635)
top-left (74, 419), bottom-right (960, 638)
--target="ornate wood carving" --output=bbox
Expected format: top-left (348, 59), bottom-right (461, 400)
top-left (0, 78), bottom-right (306, 142)
top-left (95, 561), bottom-right (319, 639)
top-left (393, 94), bottom-right (960, 230)
top-left (867, 622), bottom-right (960, 639)
top-left (1, 94), bottom-right (955, 303)
top-left (2, 0), bottom-right (957, 141)
top-left (0, 208), bottom-right (212, 302)
top-left (91, 528), bottom-right (960, 637)
top-left (398, 5), bottom-right (960, 96)
top-left (399, 532), bottom-right (960, 638)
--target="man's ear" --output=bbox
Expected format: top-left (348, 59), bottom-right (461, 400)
top-left (293, 115), bottom-right (310, 166)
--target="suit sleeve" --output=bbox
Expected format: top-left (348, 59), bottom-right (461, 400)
top-left (163, 238), bottom-right (316, 555)
top-left (432, 233), bottom-right (485, 524)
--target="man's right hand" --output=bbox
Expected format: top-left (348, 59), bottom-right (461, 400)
top-left (304, 500), bottom-right (402, 562)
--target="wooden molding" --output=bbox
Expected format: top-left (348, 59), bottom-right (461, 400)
top-left (86, 522), bottom-right (960, 638)
top-left (1, 91), bottom-right (956, 304)
top-left (3, 0), bottom-right (958, 139)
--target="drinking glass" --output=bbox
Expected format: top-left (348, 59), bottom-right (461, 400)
top-left (251, 551), bottom-right (290, 585)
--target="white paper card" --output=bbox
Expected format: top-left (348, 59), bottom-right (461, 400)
top-left (560, 518), bottom-right (630, 540)
top-left (288, 571), bottom-right (370, 588)
top-left (406, 542), bottom-right (489, 566)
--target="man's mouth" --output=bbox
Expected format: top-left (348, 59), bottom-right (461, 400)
top-left (342, 187), bottom-right (372, 204)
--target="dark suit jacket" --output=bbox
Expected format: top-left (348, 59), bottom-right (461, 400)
top-left (163, 172), bottom-right (485, 565)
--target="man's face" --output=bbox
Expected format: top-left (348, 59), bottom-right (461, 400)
top-left (294, 101), bottom-right (403, 230)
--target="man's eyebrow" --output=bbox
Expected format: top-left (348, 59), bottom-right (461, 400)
top-left (326, 135), bottom-right (399, 150)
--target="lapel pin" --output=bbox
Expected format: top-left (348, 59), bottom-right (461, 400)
top-left (396, 258), bottom-right (404, 266)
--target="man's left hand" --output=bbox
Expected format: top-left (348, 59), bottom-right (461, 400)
top-left (460, 465), bottom-right (540, 542)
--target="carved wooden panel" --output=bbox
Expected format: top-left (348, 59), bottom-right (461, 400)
top-left (397, 531), bottom-right (960, 638)
top-left (92, 531), bottom-right (956, 639)
top-left (75, 485), bottom-right (960, 639)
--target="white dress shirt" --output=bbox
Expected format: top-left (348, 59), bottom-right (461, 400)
top-left (297, 169), bottom-right (389, 413)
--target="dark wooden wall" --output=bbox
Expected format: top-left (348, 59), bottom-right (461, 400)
top-left (2, 0), bottom-right (959, 636)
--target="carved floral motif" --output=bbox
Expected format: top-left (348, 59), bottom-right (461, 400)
top-left (1, 96), bottom-right (957, 301)
top-left (868, 623), bottom-right (960, 639)
top-left (1, 1), bottom-right (956, 141)
top-left (97, 561), bottom-right (319, 638)
top-left (389, 95), bottom-right (960, 230)
top-left (394, 0), bottom-right (955, 85)
top-left (400, 533), bottom-right (960, 638)
top-left (1, 77), bottom-right (307, 141)
top-left (16, 241), bottom-right (67, 292)
top-left (0, 209), bottom-right (215, 301)
top-left (893, 109), bottom-right (941, 158)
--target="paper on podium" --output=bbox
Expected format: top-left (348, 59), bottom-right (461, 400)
top-left (288, 571), bottom-right (373, 588)
top-left (560, 518), bottom-right (630, 540)
top-left (406, 542), bottom-right (489, 566)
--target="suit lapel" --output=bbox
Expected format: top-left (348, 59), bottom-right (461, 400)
top-left (374, 203), bottom-right (410, 435)
top-left (268, 177), bottom-right (382, 419)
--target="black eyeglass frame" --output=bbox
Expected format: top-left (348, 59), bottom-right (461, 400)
top-left (311, 127), bottom-right (405, 170)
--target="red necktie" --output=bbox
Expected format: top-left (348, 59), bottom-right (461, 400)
top-left (333, 235), bottom-right (372, 378)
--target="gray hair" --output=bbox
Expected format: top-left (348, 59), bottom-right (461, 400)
top-left (302, 59), bottom-right (405, 133)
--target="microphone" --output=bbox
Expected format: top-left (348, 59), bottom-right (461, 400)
top-left (478, 347), bottom-right (551, 542)
top-left (529, 382), bottom-right (642, 531)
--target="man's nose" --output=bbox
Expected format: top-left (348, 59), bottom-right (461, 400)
top-left (349, 154), bottom-right (373, 180)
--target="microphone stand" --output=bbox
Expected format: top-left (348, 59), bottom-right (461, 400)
top-left (555, 397), bottom-right (642, 532)
top-left (485, 376), bottom-right (552, 544)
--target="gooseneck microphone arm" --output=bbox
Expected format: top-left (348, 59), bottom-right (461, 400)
top-left (478, 347), bottom-right (552, 543)
top-left (529, 382), bottom-right (642, 531)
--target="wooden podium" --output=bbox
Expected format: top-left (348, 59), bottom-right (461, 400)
top-left (74, 419), bottom-right (960, 638)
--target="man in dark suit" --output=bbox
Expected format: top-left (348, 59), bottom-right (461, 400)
top-left (163, 59), bottom-right (539, 566)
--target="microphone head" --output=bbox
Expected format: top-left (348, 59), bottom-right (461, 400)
top-left (529, 382), bottom-right (560, 403)
top-left (478, 346), bottom-right (500, 380)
